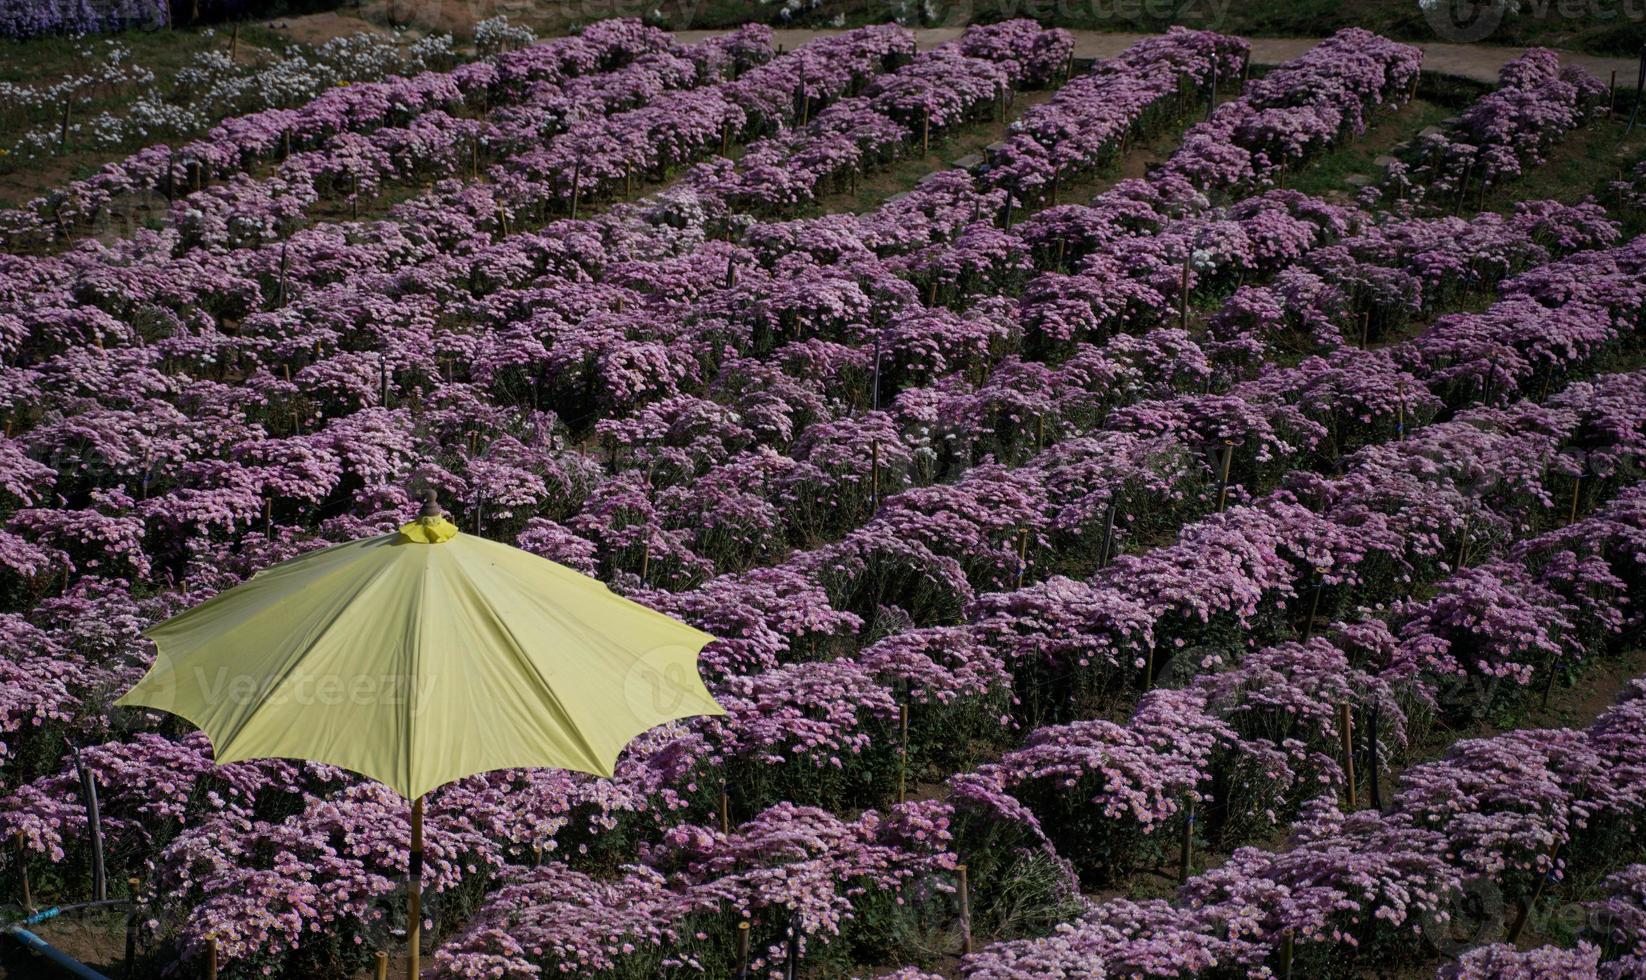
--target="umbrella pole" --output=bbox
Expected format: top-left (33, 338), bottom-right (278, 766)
top-left (407, 795), bottom-right (423, 980)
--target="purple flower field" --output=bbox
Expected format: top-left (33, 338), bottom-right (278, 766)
top-left (2, 17), bottom-right (1645, 980)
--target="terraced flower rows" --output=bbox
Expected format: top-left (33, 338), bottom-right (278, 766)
top-left (1, 18), bottom-right (1643, 980)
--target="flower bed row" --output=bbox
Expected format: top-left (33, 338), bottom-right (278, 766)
top-left (0, 19), bottom-right (677, 249)
top-left (1381, 47), bottom-right (1607, 208)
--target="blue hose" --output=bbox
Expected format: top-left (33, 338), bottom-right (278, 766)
top-left (3, 910), bottom-right (115, 980)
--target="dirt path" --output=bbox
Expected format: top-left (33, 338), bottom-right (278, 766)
top-left (673, 27), bottom-right (1639, 85)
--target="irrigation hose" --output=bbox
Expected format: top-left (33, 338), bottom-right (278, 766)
top-left (1, 900), bottom-right (131, 980)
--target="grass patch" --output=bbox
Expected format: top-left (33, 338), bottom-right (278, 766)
top-left (1285, 99), bottom-right (1455, 199)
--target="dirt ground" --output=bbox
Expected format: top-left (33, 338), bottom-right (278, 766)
top-left (670, 27), bottom-right (1641, 85)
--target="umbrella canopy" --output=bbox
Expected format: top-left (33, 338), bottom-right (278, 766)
top-left (116, 503), bottom-right (724, 799)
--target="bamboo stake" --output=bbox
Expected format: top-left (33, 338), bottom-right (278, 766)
top-left (79, 759), bottom-right (106, 901)
top-left (870, 439), bottom-right (880, 508)
top-left (897, 702), bottom-right (910, 804)
top-left (570, 158), bottom-right (582, 220)
top-left (784, 910), bottom-right (800, 979)
top-left (407, 796), bottom-right (423, 980)
top-left (1541, 649), bottom-right (1563, 710)
top-left (1302, 569), bottom-right (1327, 641)
top-left (375, 951), bottom-right (388, 980)
top-left (1338, 704), bottom-right (1357, 809)
top-left (124, 901), bottom-right (139, 978)
top-left (1278, 929), bottom-right (1294, 979)
top-left (734, 921), bottom-right (751, 979)
top-left (957, 864), bottom-right (973, 955)
top-left (1178, 796), bottom-right (1195, 882)
top-left (1507, 842), bottom-right (1562, 943)
top-left (1216, 441), bottom-right (1235, 512)
top-left (1368, 704), bottom-right (1384, 810)
top-left (719, 783), bottom-right (731, 835)
top-left (1179, 254), bottom-right (1191, 329)
top-left (1099, 500), bottom-right (1117, 568)
top-left (15, 833), bottom-right (31, 913)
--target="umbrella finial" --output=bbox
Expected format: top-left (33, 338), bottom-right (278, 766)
top-left (418, 489), bottom-right (441, 519)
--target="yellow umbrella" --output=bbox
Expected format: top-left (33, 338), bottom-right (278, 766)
top-left (116, 491), bottom-right (723, 978)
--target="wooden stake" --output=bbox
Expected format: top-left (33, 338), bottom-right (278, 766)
top-left (229, 21), bottom-right (239, 62)
top-left (1206, 59), bottom-right (1219, 120)
top-left (1368, 704), bottom-right (1384, 810)
top-left (15, 833), bottom-right (31, 913)
top-left (640, 537), bottom-right (651, 584)
top-left (1216, 441), bottom-right (1235, 512)
top-left (207, 938), bottom-right (218, 980)
top-left (870, 439), bottom-right (880, 507)
top-left (957, 864), bottom-right (973, 955)
top-left (1302, 569), bottom-right (1326, 641)
top-left (1455, 517), bottom-right (1470, 570)
top-left (1143, 644), bottom-right (1155, 691)
top-left (1568, 474), bottom-right (1582, 524)
top-left (897, 702), bottom-right (910, 804)
top-left (921, 106), bottom-right (930, 155)
top-left (124, 902), bottom-right (139, 976)
top-left (78, 760), bottom-right (106, 901)
top-left (570, 158), bottom-right (582, 220)
top-left (1507, 842), bottom-right (1562, 943)
top-left (1541, 649), bottom-right (1563, 710)
top-left (407, 796), bottom-right (423, 980)
top-left (734, 921), bottom-right (751, 979)
top-left (1099, 500), bottom-right (1117, 568)
top-left (1279, 929), bottom-right (1294, 979)
top-left (60, 100), bottom-right (71, 152)
top-left (719, 783), bottom-right (731, 835)
top-left (784, 910), bottom-right (800, 979)
top-left (375, 951), bottom-right (388, 980)
top-left (1178, 796), bottom-right (1195, 882)
top-left (1360, 312), bottom-right (1370, 350)
top-left (1015, 529), bottom-right (1029, 588)
top-left (1179, 254), bottom-right (1191, 329)
top-left (1338, 704), bottom-right (1357, 809)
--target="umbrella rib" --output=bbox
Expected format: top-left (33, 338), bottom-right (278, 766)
top-left (212, 555), bottom-right (401, 765)
top-left (468, 584), bottom-right (613, 778)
